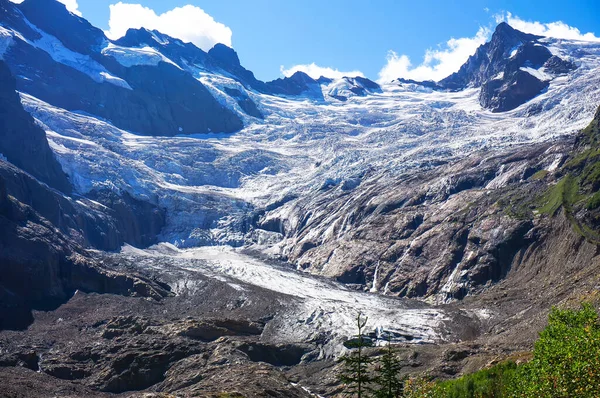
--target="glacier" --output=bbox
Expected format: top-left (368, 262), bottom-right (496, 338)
top-left (21, 36), bottom-right (600, 249)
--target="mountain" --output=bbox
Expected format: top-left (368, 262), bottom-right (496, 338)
top-left (325, 76), bottom-right (382, 101)
top-left (439, 22), bottom-right (542, 90)
top-left (2, 0), bottom-right (600, 395)
top-left (0, 0), bottom-right (243, 136)
top-left (404, 22), bottom-right (576, 112)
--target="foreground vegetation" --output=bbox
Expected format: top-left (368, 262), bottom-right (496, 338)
top-left (340, 304), bottom-right (600, 397)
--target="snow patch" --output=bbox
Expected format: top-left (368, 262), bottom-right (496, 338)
top-left (99, 71), bottom-right (132, 90)
top-left (520, 66), bottom-right (553, 81)
top-left (102, 43), bottom-right (182, 69)
top-left (0, 26), bottom-right (15, 59)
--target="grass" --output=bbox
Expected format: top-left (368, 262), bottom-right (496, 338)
top-left (436, 361), bottom-right (518, 398)
top-left (588, 192), bottom-right (600, 210)
top-left (536, 175), bottom-right (582, 215)
top-left (530, 169), bottom-right (548, 181)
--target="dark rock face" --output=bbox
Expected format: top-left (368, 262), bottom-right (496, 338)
top-left (224, 87), bottom-right (264, 118)
top-left (353, 76), bottom-right (381, 91)
top-left (0, 160), bottom-right (164, 251)
top-left (87, 190), bottom-right (165, 249)
top-left (0, 170), bottom-right (170, 330)
top-left (0, 60), bottom-right (70, 193)
top-left (208, 43), bottom-right (269, 92)
top-left (329, 76), bottom-right (382, 100)
top-left (115, 28), bottom-right (210, 68)
top-left (480, 69), bottom-right (549, 112)
top-left (266, 71), bottom-right (323, 98)
top-left (479, 42), bottom-right (553, 112)
top-left (18, 0), bottom-right (104, 55)
top-left (544, 55), bottom-right (577, 74)
top-left (395, 78), bottom-right (441, 90)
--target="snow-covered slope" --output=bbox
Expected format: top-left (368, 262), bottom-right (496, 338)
top-left (21, 34), bottom-right (599, 247)
top-left (2, 0), bottom-right (600, 301)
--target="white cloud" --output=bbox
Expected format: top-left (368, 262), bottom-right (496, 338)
top-left (105, 2), bottom-right (232, 51)
top-left (9, 0), bottom-right (81, 16)
top-left (495, 12), bottom-right (600, 42)
top-left (378, 27), bottom-right (490, 83)
top-left (280, 63), bottom-right (364, 80)
top-left (58, 0), bottom-right (81, 16)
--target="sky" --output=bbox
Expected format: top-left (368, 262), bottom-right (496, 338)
top-left (41, 0), bottom-right (600, 82)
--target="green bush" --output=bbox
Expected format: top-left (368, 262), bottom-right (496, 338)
top-left (508, 303), bottom-right (600, 397)
top-left (437, 362), bottom-right (518, 398)
top-left (403, 304), bottom-right (600, 398)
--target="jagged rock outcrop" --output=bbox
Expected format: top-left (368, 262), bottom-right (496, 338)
top-left (437, 22), bottom-right (575, 112)
top-left (479, 69), bottom-right (549, 112)
top-left (266, 71), bottom-right (324, 98)
top-left (208, 43), bottom-right (269, 91)
top-left (439, 22), bottom-right (541, 90)
top-left (326, 76), bottom-right (382, 101)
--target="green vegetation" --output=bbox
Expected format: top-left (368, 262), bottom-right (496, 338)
top-left (339, 305), bottom-right (600, 397)
top-left (536, 174), bottom-right (582, 215)
top-left (521, 107), bottom-right (600, 242)
top-left (400, 304), bottom-right (600, 398)
top-left (435, 362), bottom-right (518, 398)
top-left (373, 336), bottom-right (405, 398)
top-left (587, 191), bottom-right (600, 210)
top-left (529, 169), bottom-right (548, 181)
top-left (510, 303), bottom-right (600, 397)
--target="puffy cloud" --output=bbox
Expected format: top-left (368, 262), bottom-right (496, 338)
top-left (9, 0), bottom-right (81, 16)
top-left (105, 2), bottom-right (232, 51)
top-left (280, 63), bottom-right (364, 80)
top-left (58, 0), bottom-right (81, 16)
top-left (495, 12), bottom-right (600, 42)
top-left (378, 27), bottom-right (490, 83)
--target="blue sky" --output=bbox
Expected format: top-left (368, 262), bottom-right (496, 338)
top-left (60, 0), bottom-right (600, 82)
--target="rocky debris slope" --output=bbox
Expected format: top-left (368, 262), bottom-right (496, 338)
top-left (259, 140), bottom-right (568, 301)
top-left (0, 249), bottom-right (324, 397)
top-left (0, 165), bottom-right (170, 330)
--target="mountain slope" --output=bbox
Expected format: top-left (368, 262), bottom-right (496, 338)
top-left (0, 0), bottom-right (244, 136)
top-left (0, 60), bottom-right (70, 193)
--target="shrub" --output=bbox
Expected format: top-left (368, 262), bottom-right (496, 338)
top-left (508, 303), bottom-right (600, 397)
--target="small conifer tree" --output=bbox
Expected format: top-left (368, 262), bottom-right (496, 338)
top-left (373, 334), bottom-right (404, 398)
top-left (338, 312), bottom-right (374, 397)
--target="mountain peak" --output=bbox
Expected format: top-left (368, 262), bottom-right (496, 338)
top-left (490, 21), bottom-right (541, 49)
top-left (208, 43), bottom-right (241, 68)
top-left (17, 0), bottom-right (105, 55)
top-left (494, 21), bottom-right (515, 35)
